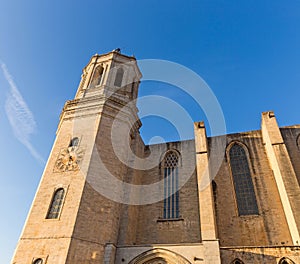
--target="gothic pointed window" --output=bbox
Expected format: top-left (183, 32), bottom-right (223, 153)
top-left (90, 65), bottom-right (104, 88)
top-left (297, 135), bottom-right (300, 151)
top-left (33, 259), bottom-right (43, 264)
top-left (231, 259), bottom-right (244, 264)
top-left (279, 257), bottom-right (295, 264)
top-left (46, 188), bottom-right (65, 219)
top-left (114, 67), bottom-right (124, 87)
top-left (229, 143), bottom-right (259, 216)
top-left (69, 137), bottom-right (79, 147)
top-left (212, 180), bottom-right (217, 212)
top-left (163, 151), bottom-right (179, 219)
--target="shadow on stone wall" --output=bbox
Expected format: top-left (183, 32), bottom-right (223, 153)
top-left (221, 246), bottom-right (300, 264)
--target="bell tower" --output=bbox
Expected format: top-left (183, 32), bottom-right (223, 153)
top-left (12, 50), bottom-right (142, 264)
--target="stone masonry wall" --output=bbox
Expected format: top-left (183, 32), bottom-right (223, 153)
top-left (221, 246), bottom-right (300, 263)
top-left (212, 131), bottom-right (292, 247)
top-left (135, 140), bottom-right (201, 245)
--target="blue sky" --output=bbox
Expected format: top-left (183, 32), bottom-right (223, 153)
top-left (1, 0), bottom-right (300, 262)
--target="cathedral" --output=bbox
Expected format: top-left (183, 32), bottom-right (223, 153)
top-left (11, 50), bottom-right (300, 264)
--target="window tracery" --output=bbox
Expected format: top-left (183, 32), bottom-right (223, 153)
top-left (163, 151), bottom-right (179, 219)
top-left (46, 188), bottom-right (65, 219)
top-left (229, 143), bottom-right (258, 216)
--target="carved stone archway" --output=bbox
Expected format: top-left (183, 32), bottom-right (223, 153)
top-left (128, 248), bottom-right (192, 264)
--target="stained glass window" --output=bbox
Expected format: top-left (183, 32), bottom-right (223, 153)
top-left (46, 188), bottom-right (65, 219)
top-left (163, 151), bottom-right (179, 219)
top-left (229, 144), bottom-right (258, 216)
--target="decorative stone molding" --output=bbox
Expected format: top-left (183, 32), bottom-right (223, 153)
top-left (128, 248), bottom-right (191, 264)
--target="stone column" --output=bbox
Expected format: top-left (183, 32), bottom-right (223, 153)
top-left (194, 121), bottom-right (221, 264)
top-left (261, 111), bottom-right (300, 245)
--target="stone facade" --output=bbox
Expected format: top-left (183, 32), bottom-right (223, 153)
top-left (11, 51), bottom-right (300, 264)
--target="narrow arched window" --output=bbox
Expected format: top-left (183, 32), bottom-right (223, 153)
top-left (114, 68), bottom-right (124, 87)
top-left (279, 257), bottom-right (295, 264)
top-left (33, 258), bottom-right (43, 264)
top-left (46, 188), bottom-right (65, 219)
top-left (231, 259), bottom-right (244, 264)
top-left (163, 151), bottom-right (179, 219)
top-left (212, 180), bottom-right (217, 211)
top-left (69, 137), bottom-right (79, 147)
top-left (229, 143), bottom-right (258, 216)
top-left (297, 135), bottom-right (300, 151)
top-left (90, 65), bottom-right (104, 88)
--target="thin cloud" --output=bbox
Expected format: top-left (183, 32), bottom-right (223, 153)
top-left (1, 62), bottom-right (45, 164)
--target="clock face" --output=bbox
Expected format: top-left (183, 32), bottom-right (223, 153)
top-left (54, 147), bottom-right (84, 172)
